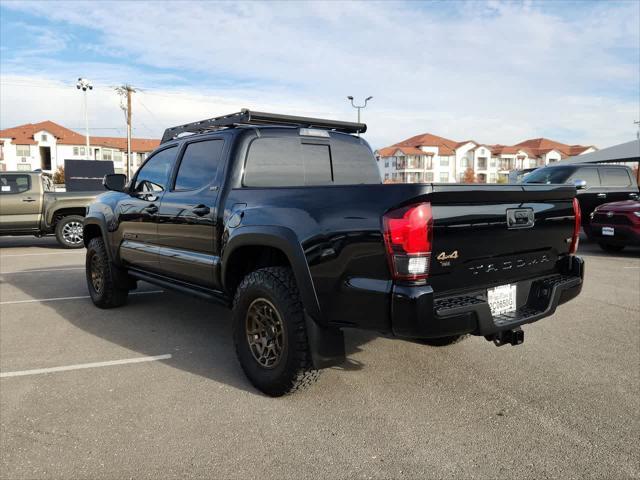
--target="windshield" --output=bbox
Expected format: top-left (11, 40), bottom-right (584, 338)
top-left (522, 167), bottom-right (574, 184)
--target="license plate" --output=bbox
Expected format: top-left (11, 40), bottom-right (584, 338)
top-left (602, 226), bottom-right (614, 236)
top-left (487, 284), bottom-right (517, 316)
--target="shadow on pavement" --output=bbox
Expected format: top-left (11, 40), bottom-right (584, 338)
top-left (2, 263), bottom-right (378, 396)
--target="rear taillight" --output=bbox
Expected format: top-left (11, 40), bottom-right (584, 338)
top-left (569, 197), bottom-right (581, 254)
top-left (383, 203), bottom-right (433, 281)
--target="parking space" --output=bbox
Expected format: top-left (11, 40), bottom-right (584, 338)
top-left (1, 236), bottom-right (638, 479)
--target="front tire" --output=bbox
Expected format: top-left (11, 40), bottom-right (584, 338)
top-left (86, 237), bottom-right (129, 308)
top-left (55, 215), bottom-right (85, 248)
top-left (232, 267), bottom-right (319, 396)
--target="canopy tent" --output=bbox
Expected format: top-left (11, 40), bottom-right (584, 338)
top-left (561, 139), bottom-right (639, 165)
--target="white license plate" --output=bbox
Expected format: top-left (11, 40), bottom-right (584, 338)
top-left (487, 284), bottom-right (517, 316)
top-left (602, 226), bottom-right (615, 236)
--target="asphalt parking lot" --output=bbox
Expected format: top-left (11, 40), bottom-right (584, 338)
top-left (0, 236), bottom-right (638, 480)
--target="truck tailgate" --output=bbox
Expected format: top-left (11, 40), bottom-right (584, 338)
top-left (424, 184), bottom-right (577, 294)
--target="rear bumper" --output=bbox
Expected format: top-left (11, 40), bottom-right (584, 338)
top-left (390, 256), bottom-right (584, 338)
top-left (589, 223), bottom-right (640, 246)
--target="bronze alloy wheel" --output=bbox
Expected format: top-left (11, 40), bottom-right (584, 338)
top-left (90, 252), bottom-right (105, 294)
top-left (245, 298), bottom-right (285, 368)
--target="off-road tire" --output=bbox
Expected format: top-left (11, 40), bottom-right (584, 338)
top-left (598, 242), bottom-right (624, 253)
top-left (232, 267), bottom-right (319, 396)
top-left (419, 334), bottom-right (467, 347)
top-left (86, 237), bottom-right (129, 308)
top-left (55, 215), bottom-right (85, 249)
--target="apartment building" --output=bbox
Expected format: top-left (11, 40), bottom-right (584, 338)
top-left (376, 133), bottom-right (596, 183)
top-left (0, 121), bottom-right (160, 173)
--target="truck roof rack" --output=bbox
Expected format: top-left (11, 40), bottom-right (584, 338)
top-left (160, 109), bottom-right (366, 143)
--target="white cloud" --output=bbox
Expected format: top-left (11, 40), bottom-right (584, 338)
top-left (1, 0), bottom-right (639, 148)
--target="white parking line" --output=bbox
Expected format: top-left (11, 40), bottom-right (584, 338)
top-left (0, 251), bottom-right (84, 257)
top-left (0, 354), bottom-right (172, 378)
top-left (0, 290), bottom-right (163, 305)
top-left (0, 267), bottom-right (84, 274)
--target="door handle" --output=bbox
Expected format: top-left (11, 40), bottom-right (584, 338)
top-left (597, 193), bottom-right (607, 198)
top-left (22, 198), bottom-right (36, 202)
top-left (192, 205), bottom-right (210, 216)
top-left (143, 204), bottom-right (158, 214)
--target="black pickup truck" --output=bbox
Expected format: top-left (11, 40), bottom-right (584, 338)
top-left (83, 110), bottom-right (584, 396)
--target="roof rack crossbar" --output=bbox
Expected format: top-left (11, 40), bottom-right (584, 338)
top-left (160, 109), bottom-right (366, 143)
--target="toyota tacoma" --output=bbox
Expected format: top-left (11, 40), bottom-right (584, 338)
top-left (83, 110), bottom-right (584, 396)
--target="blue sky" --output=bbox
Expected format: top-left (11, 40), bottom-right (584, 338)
top-left (1, 0), bottom-right (638, 148)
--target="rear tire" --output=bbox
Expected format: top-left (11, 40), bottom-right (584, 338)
top-left (418, 334), bottom-right (466, 347)
top-left (232, 267), bottom-right (319, 396)
top-left (86, 237), bottom-right (129, 308)
top-left (599, 242), bottom-right (625, 253)
top-left (55, 215), bottom-right (85, 249)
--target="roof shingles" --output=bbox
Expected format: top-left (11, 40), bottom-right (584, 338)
top-left (0, 121), bottom-right (159, 152)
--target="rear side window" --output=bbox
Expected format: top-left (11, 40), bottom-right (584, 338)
top-left (570, 168), bottom-right (600, 187)
top-left (244, 138), bottom-right (333, 187)
top-left (599, 168), bottom-right (631, 187)
top-left (243, 135), bottom-right (379, 187)
top-left (134, 146), bottom-right (176, 193)
top-left (0, 174), bottom-right (30, 194)
top-left (174, 139), bottom-right (224, 191)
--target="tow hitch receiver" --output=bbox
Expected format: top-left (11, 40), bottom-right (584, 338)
top-left (487, 328), bottom-right (524, 347)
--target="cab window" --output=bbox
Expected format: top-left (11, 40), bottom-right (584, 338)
top-left (569, 168), bottom-right (600, 187)
top-left (599, 168), bottom-right (631, 187)
top-left (134, 146), bottom-right (177, 193)
top-left (0, 174), bottom-right (31, 194)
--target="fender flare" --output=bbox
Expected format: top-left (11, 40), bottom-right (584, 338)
top-left (82, 215), bottom-right (114, 262)
top-left (221, 225), bottom-right (323, 323)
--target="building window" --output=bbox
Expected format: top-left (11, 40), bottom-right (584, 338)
top-left (460, 158), bottom-right (469, 168)
top-left (490, 158), bottom-right (497, 168)
top-left (385, 161), bottom-right (389, 168)
top-left (440, 157), bottom-right (449, 167)
top-left (16, 163), bottom-right (31, 171)
top-left (73, 147), bottom-right (79, 156)
top-left (477, 157), bottom-right (487, 170)
top-left (439, 172), bottom-right (449, 183)
top-left (425, 172), bottom-right (434, 182)
top-left (41, 134), bottom-right (48, 141)
top-left (490, 173), bottom-right (497, 183)
top-left (16, 145), bottom-right (30, 157)
top-left (114, 150), bottom-right (123, 162)
top-left (384, 173), bottom-right (389, 180)
top-left (102, 149), bottom-right (113, 161)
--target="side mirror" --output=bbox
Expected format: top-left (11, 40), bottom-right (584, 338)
top-left (103, 173), bottom-right (127, 192)
top-left (573, 179), bottom-right (587, 190)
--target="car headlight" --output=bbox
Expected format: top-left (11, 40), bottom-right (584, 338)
top-left (633, 211), bottom-right (640, 218)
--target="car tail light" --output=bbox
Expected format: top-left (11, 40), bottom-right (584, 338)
top-left (569, 197), bottom-right (581, 254)
top-left (383, 203), bottom-right (433, 281)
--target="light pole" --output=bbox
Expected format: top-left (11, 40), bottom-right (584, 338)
top-left (76, 78), bottom-right (93, 160)
top-left (347, 95), bottom-right (373, 124)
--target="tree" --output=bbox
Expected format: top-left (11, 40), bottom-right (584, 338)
top-left (461, 167), bottom-right (476, 183)
top-left (53, 165), bottom-right (65, 185)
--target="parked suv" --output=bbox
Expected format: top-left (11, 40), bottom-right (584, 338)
top-left (522, 164), bottom-right (639, 234)
top-left (83, 110), bottom-right (584, 396)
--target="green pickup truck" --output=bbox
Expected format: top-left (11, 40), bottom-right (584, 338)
top-left (0, 171), bottom-right (98, 248)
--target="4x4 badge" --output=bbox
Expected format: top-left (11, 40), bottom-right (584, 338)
top-left (437, 250), bottom-right (459, 261)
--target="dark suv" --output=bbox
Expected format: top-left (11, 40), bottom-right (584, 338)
top-left (523, 164), bottom-right (639, 233)
top-left (83, 110), bottom-right (584, 396)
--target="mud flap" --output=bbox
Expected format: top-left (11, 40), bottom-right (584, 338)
top-left (305, 313), bottom-right (345, 369)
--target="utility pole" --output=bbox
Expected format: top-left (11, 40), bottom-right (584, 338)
top-left (116, 85), bottom-right (136, 179)
top-left (76, 78), bottom-right (93, 159)
top-left (634, 120), bottom-right (639, 140)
